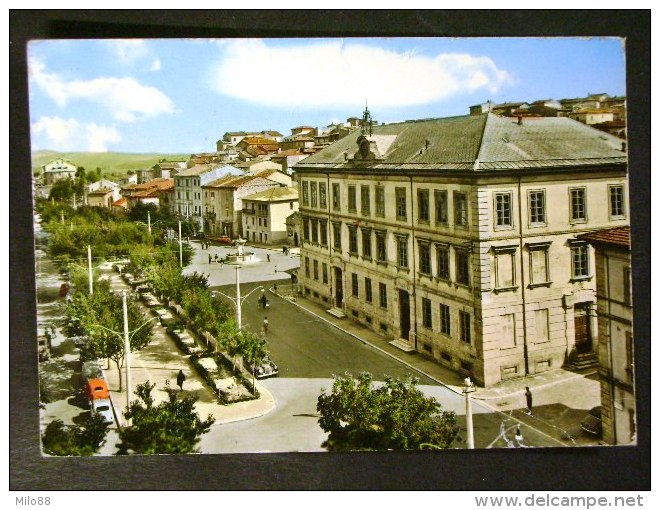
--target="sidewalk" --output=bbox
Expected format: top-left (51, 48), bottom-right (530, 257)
top-left (99, 264), bottom-right (275, 429)
top-left (271, 284), bottom-right (601, 445)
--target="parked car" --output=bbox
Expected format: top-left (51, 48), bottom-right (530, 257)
top-left (581, 406), bottom-right (602, 437)
top-left (215, 235), bottom-right (232, 244)
top-left (91, 398), bottom-right (115, 424)
top-left (250, 354), bottom-right (279, 379)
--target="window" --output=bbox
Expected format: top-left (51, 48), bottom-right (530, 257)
top-left (422, 298), bottom-right (432, 329)
top-left (569, 188), bottom-right (587, 222)
top-left (332, 221), bottom-right (342, 250)
top-left (440, 304), bottom-right (451, 336)
top-left (322, 263), bottom-right (328, 284)
top-left (361, 228), bottom-right (372, 259)
top-left (501, 313), bottom-right (516, 348)
top-left (304, 256), bottom-right (310, 278)
top-left (348, 225), bottom-right (358, 254)
top-left (319, 183), bottom-right (327, 209)
top-left (320, 219), bottom-right (328, 246)
top-left (348, 185), bottom-right (357, 212)
top-left (454, 192), bottom-right (468, 227)
top-left (396, 235), bottom-right (408, 268)
top-left (360, 185), bottom-right (371, 216)
top-left (311, 218), bottom-right (318, 243)
top-left (609, 185), bottom-right (625, 218)
top-left (419, 242), bottom-right (431, 275)
top-left (376, 231), bottom-right (387, 263)
top-left (302, 217), bottom-right (310, 241)
top-left (418, 189), bottom-right (430, 222)
top-left (379, 282), bottom-right (387, 309)
top-left (495, 192), bottom-right (513, 228)
top-left (332, 183), bottom-right (340, 210)
top-left (436, 245), bottom-right (450, 280)
top-left (310, 182), bottom-right (318, 208)
top-left (624, 266), bottom-right (632, 306)
top-left (535, 309), bottom-right (549, 343)
top-left (396, 187), bottom-right (407, 221)
top-left (375, 186), bottom-right (385, 217)
top-left (525, 243), bottom-right (550, 287)
top-left (302, 181), bottom-right (309, 206)
top-left (493, 246), bottom-right (516, 290)
top-left (459, 311), bottom-right (471, 343)
top-left (528, 190), bottom-right (546, 225)
top-left (313, 260), bottom-right (319, 280)
top-left (455, 248), bottom-right (471, 286)
top-left (571, 243), bottom-right (590, 279)
top-left (351, 273), bottom-right (359, 297)
top-left (365, 277), bottom-right (373, 303)
top-left (435, 190), bottom-right (448, 225)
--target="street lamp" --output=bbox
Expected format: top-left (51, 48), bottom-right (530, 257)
top-left (92, 290), bottom-right (158, 425)
top-left (211, 265), bottom-right (263, 331)
top-left (463, 377), bottom-right (477, 449)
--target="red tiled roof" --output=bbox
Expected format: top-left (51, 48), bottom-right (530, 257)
top-left (579, 226), bottom-right (630, 248)
top-left (112, 198), bottom-right (127, 206)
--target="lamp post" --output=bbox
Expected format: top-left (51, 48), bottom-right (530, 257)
top-left (87, 244), bottom-right (93, 295)
top-left (91, 291), bottom-right (158, 426)
top-left (463, 377), bottom-right (477, 449)
top-left (178, 219), bottom-right (183, 268)
top-left (212, 266), bottom-right (263, 331)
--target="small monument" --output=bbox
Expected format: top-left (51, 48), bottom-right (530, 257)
top-left (225, 237), bottom-right (259, 264)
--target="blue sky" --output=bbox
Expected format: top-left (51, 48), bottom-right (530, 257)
top-left (27, 37), bottom-right (626, 154)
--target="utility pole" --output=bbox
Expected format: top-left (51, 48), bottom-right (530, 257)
top-left (463, 377), bottom-right (476, 449)
top-left (122, 290), bottom-right (131, 425)
top-left (178, 219), bottom-right (183, 268)
top-left (235, 266), bottom-right (242, 330)
top-left (147, 211), bottom-right (151, 235)
top-left (87, 244), bottom-right (93, 295)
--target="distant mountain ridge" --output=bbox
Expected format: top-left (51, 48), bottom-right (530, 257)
top-left (32, 150), bottom-right (190, 178)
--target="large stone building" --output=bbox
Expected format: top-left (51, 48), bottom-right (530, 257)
top-left (580, 227), bottom-right (635, 445)
top-left (294, 111), bottom-right (629, 386)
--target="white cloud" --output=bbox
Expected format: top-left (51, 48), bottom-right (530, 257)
top-left (28, 56), bottom-right (176, 122)
top-left (105, 39), bottom-right (149, 62)
top-left (31, 116), bottom-right (121, 152)
top-left (211, 40), bottom-right (512, 109)
top-left (150, 58), bottom-right (162, 72)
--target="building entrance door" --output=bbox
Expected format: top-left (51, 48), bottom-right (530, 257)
top-left (574, 303), bottom-right (593, 354)
top-left (334, 267), bottom-right (343, 308)
top-left (398, 289), bottom-right (411, 341)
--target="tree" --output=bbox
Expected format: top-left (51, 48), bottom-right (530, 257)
top-left (239, 331), bottom-right (268, 392)
top-left (64, 280), bottom-right (154, 390)
top-left (117, 381), bottom-right (215, 454)
top-left (316, 372), bottom-right (459, 451)
top-left (41, 414), bottom-right (110, 456)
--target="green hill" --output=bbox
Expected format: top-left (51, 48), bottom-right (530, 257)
top-left (32, 150), bottom-right (190, 179)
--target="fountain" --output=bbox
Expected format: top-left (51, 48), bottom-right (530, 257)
top-left (225, 238), bottom-right (259, 264)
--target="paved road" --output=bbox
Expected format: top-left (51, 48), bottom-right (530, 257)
top-left (208, 279), bottom-right (567, 450)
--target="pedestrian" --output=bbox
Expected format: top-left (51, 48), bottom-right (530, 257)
top-left (267, 254), bottom-right (271, 262)
top-left (220, 258), bottom-right (224, 267)
top-left (514, 426), bottom-right (524, 447)
top-left (525, 386), bottom-right (533, 415)
top-left (208, 253), bottom-right (212, 264)
top-left (263, 316), bottom-right (269, 335)
top-left (176, 369), bottom-right (186, 390)
top-left (273, 283), bottom-right (278, 293)
top-left (259, 292), bottom-right (267, 309)
top-left (215, 254), bottom-right (219, 263)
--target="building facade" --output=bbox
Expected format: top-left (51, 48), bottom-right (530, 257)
top-left (294, 112), bottom-right (629, 386)
top-left (580, 227), bottom-right (635, 445)
top-left (241, 187), bottom-right (299, 245)
top-left (41, 159), bottom-right (77, 185)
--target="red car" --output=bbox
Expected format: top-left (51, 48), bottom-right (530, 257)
top-left (215, 235), bottom-right (232, 244)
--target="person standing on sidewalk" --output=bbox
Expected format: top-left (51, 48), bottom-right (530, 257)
top-left (177, 369), bottom-right (186, 390)
top-left (525, 386), bottom-right (533, 415)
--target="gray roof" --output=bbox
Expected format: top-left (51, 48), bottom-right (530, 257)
top-left (242, 187), bottom-right (299, 202)
top-left (294, 113), bottom-right (627, 172)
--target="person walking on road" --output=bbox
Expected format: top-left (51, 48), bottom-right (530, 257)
top-left (267, 253), bottom-right (271, 262)
top-left (176, 369), bottom-right (186, 390)
top-left (263, 316), bottom-right (269, 335)
top-left (525, 386), bottom-right (533, 415)
top-left (208, 253), bottom-right (212, 264)
top-left (214, 254), bottom-right (219, 263)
